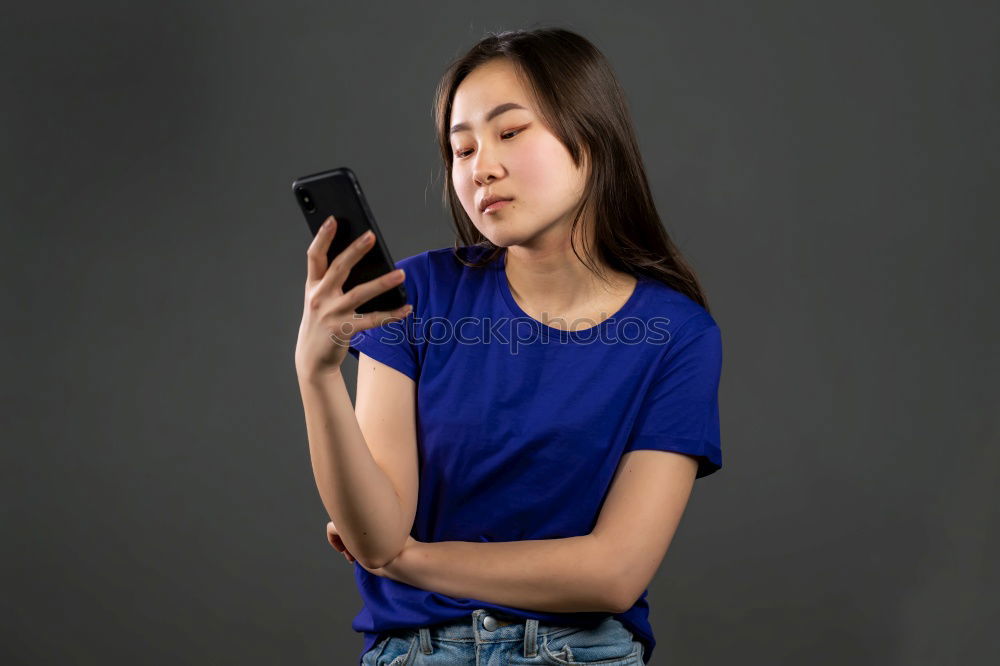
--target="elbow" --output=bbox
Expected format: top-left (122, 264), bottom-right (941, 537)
top-left (360, 553), bottom-right (395, 571)
top-left (590, 541), bottom-right (637, 613)
top-left (358, 539), bottom-right (406, 571)
top-left (605, 578), bottom-right (640, 614)
top-left (354, 504), bottom-right (410, 570)
top-left (586, 533), bottom-right (642, 614)
top-left (608, 585), bottom-right (640, 614)
top-left (602, 559), bottom-right (641, 614)
top-left (358, 554), bottom-right (388, 570)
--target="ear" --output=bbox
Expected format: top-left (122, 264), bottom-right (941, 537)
top-left (577, 142), bottom-right (592, 176)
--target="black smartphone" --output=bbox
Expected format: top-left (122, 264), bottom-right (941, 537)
top-left (291, 167), bottom-right (406, 314)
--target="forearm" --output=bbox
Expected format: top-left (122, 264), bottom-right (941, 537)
top-left (297, 368), bottom-right (404, 569)
top-left (387, 535), bottom-right (620, 613)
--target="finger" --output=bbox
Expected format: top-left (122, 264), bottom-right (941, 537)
top-left (340, 267), bottom-right (407, 314)
top-left (306, 216), bottom-right (338, 283)
top-left (329, 535), bottom-right (355, 562)
top-left (329, 301), bottom-right (412, 346)
top-left (320, 229), bottom-right (376, 292)
top-left (352, 301), bottom-right (414, 331)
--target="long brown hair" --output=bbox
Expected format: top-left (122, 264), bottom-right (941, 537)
top-left (432, 26), bottom-right (711, 312)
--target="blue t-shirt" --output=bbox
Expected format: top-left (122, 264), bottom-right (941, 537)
top-left (345, 244), bottom-right (723, 665)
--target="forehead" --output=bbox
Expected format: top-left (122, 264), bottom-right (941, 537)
top-left (450, 60), bottom-right (532, 124)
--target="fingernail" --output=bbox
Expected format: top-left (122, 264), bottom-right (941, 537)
top-left (324, 216), bottom-right (334, 228)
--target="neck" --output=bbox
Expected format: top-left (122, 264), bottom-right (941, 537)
top-left (503, 240), bottom-right (633, 314)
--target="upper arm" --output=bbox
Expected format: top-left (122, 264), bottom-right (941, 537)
top-left (354, 351), bottom-right (419, 550)
top-left (592, 449), bottom-right (699, 612)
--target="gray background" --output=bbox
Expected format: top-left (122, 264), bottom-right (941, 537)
top-left (3, 1), bottom-right (997, 664)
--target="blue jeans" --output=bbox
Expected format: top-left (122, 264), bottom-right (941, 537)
top-left (362, 609), bottom-right (644, 665)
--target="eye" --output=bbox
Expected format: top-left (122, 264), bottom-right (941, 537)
top-left (454, 128), bottom-right (524, 159)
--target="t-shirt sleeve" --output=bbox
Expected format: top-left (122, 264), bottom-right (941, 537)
top-left (345, 254), bottom-right (423, 382)
top-left (623, 314), bottom-right (723, 478)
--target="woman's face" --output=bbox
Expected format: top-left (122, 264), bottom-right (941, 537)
top-left (449, 59), bottom-right (589, 250)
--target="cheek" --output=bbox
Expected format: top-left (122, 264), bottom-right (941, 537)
top-left (452, 168), bottom-right (476, 207)
top-left (510, 140), bottom-right (566, 193)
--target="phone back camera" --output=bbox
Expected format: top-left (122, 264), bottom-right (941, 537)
top-left (295, 187), bottom-right (317, 214)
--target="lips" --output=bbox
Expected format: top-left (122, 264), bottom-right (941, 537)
top-left (479, 195), bottom-right (513, 212)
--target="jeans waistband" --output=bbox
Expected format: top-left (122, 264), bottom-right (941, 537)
top-left (389, 608), bottom-right (584, 644)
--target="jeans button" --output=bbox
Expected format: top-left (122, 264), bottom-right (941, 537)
top-left (483, 615), bottom-right (498, 631)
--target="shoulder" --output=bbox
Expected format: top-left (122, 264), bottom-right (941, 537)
top-left (398, 244), bottom-right (496, 271)
top-left (388, 247), bottom-right (448, 287)
top-left (636, 277), bottom-right (720, 342)
top-left (426, 243), bottom-right (499, 268)
top-left (401, 244), bottom-right (499, 285)
top-left (390, 245), bottom-right (498, 308)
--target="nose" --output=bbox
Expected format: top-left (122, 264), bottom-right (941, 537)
top-left (472, 147), bottom-right (503, 186)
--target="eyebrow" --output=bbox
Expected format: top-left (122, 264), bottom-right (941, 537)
top-left (449, 102), bottom-right (528, 135)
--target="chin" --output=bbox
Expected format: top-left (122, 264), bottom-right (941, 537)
top-left (471, 222), bottom-right (511, 246)
top-left (478, 228), bottom-right (524, 249)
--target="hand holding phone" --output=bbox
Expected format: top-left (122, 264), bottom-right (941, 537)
top-left (292, 167), bottom-right (406, 314)
top-left (293, 215), bottom-right (412, 377)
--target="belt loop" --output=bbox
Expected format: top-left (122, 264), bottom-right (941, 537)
top-left (524, 618), bottom-right (539, 658)
top-left (418, 627), bottom-right (432, 654)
